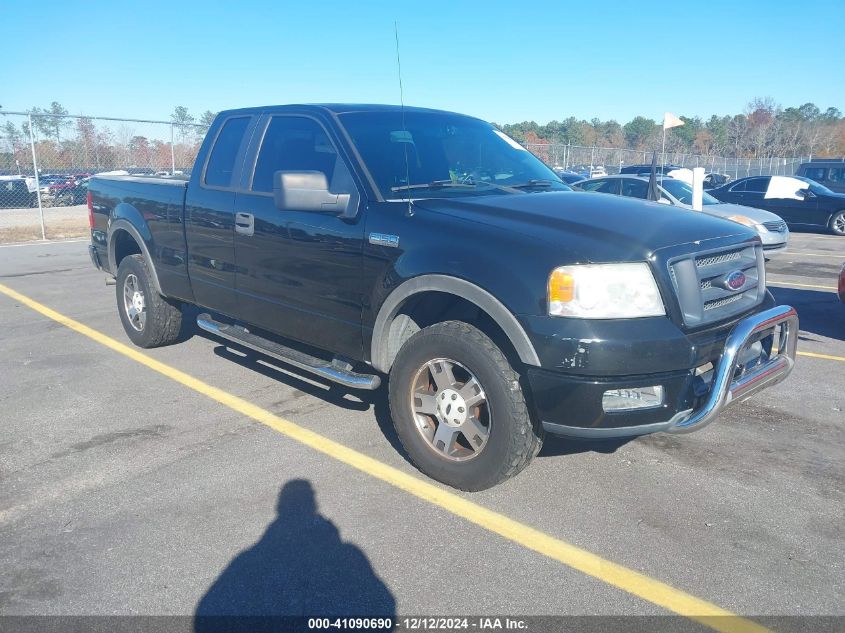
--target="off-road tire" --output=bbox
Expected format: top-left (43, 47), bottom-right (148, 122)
top-left (116, 254), bottom-right (182, 348)
top-left (388, 320), bottom-right (543, 491)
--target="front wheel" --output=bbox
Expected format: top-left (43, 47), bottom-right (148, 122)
top-left (829, 211), bottom-right (845, 236)
top-left (388, 321), bottom-right (542, 491)
top-left (115, 254), bottom-right (182, 348)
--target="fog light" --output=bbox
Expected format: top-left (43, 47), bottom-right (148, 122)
top-left (602, 386), bottom-right (664, 411)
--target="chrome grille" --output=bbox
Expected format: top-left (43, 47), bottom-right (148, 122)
top-left (696, 250), bottom-right (742, 267)
top-left (704, 294), bottom-right (743, 311)
top-left (763, 220), bottom-right (787, 232)
top-left (668, 244), bottom-right (765, 327)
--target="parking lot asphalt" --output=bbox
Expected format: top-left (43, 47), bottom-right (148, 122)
top-left (0, 232), bottom-right (842, 629)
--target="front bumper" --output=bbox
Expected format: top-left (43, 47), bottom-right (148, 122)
top-left (760, 229), bottom-right (788, 252)
top-left (531, 305), bottom-right (798, 438)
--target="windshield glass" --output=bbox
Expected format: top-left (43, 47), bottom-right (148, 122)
top-left (659, 178), bottom-right (720, 205)
top-left (794, 176), bottom-right (833, 195)
top-left (338, 111), bottom-right (569, 199)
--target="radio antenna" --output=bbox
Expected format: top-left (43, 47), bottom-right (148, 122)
top-left (394, 21), bottom-right (413, 216)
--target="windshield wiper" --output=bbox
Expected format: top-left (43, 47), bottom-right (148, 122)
top-left (390, 180), bottom-right (477, 193)
top-left (506, 179), bottom-right (555, 189)
top-left (390, 178), bottom-right (559, 195)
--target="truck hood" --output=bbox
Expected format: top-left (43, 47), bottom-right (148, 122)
top-left (414, 191), bottom-right (755, 263)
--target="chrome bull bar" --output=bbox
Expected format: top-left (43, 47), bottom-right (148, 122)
top-left (668, 304), bottom-right (799, 433)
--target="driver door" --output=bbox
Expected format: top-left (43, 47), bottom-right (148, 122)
top-left (233, 114), bottom-right (366, 359)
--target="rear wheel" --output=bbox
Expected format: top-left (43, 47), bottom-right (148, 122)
top-left (388, 321), bottom-right (542, 491)
top-left (115, 254), bottom-right (182, 348)
top-left (829, 211), bottom-right (845, 236)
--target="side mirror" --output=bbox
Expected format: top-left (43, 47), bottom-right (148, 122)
top-left (273, 171), bottom-right (353, 217)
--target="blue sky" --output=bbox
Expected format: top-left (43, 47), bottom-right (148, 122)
top-left (2, 0), bottom-right (843, 125)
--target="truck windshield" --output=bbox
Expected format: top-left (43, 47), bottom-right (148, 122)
top-left (338, 111), bottom-right (569, 199)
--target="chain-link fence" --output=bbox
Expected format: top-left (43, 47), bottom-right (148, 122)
top-left (0, 111), bottom-right (208, 241)
top-left (525, 143), bottom-right (808, 180)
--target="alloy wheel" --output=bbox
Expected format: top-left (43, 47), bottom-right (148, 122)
top-left (409, 358), bottom-right (491, 461)
top-left (122, 273), bottom-right (147, 331)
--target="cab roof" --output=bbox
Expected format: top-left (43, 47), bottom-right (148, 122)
top-left (217, 103), bottom-right (481, 119)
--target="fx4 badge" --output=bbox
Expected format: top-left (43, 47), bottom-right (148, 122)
top-left (368, 233), bottom-right (400, 248)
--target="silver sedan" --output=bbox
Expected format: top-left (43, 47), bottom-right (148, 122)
top-left (576, 175), bottom-right (789, 252)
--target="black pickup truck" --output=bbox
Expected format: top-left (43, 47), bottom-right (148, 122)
top-left (88, 104), bottom-right (798, 490)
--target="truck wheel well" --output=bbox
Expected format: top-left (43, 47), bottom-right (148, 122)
top-left (112, 229), bottom-right (142, 268)
top-left (384, 291), bottom-right (522, 372)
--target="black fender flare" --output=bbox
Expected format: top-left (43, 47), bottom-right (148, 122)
top-left (107, 218), bottom-right (163, 296)
top-left (370, 274), bottom-right (541, 373)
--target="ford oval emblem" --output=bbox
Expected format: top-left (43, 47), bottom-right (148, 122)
top-left (725, 270), bottom-right (747, 291)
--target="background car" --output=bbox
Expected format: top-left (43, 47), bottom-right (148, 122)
top-left (704, 172), bottom-right (732, 189)
top-left (575, 174), bottom-right (789, 251)
top-left (51, 174), bottom-right (90, 205)
top-left (620, 163), bottom-right (683, 176)
top-left (796, 159), bottom-right (845, 193)
top-left (709, 176), bottom-right (845, 236)
top-left (567, 164), bottom-right (607, 179)
top-left (37, 174), bottom-right (90, 206)
top-left (0, 177), bottom-right (37, 208)
top-left (554, 169), bottom-right (586, 185)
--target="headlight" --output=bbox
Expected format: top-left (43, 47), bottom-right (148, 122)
top-left (548, 263), bottom-right (665, 318)
top-left (727, 214), bottom-right (763, 230)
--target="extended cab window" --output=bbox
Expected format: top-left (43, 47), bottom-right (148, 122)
top-left (252, 117), bottom-right (337, 193)
top-left (744, 177), bottom-right (770, 193)
top-left (204, 117), bottom-right (250, 188)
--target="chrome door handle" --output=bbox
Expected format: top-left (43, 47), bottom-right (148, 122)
top-left (235, 212), bottom-right (254, 236)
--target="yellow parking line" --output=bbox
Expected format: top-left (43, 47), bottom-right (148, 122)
top-left (798, 351), bottom-right (845, 362)
top-left (767, 280), bottom-right (838, 290)
top-left (0, 281), bottom-right (771, 633)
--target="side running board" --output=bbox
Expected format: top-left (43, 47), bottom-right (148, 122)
top-left (196, 313), bottom-right (381, 391)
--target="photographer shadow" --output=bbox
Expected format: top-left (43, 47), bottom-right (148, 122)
top-left (194, 479), bottom-right (395, 632)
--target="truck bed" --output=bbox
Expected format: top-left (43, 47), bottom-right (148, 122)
top-left (89, 175), bottom-right (190, 295)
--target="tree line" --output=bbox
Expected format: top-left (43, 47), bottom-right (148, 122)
top-left (3, 98), bottom-right (843, 174)
top-left (498, 98), bottom-right (844, 158)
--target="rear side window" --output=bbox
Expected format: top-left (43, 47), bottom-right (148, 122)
top-left (744, 177), bottom-right (770, 193)
top-left (621, 179), bottom-right (648, 199)
top-left (829, 168), bottom-right (844, 183)
top-left (204, 117), bottom-right (250, 187)
top-left (580, 178), bottom-right (618, 194)
top-left (802, 167), bottom-right (827, 182)
top-left (252, 116), bottom-right (337, 193)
